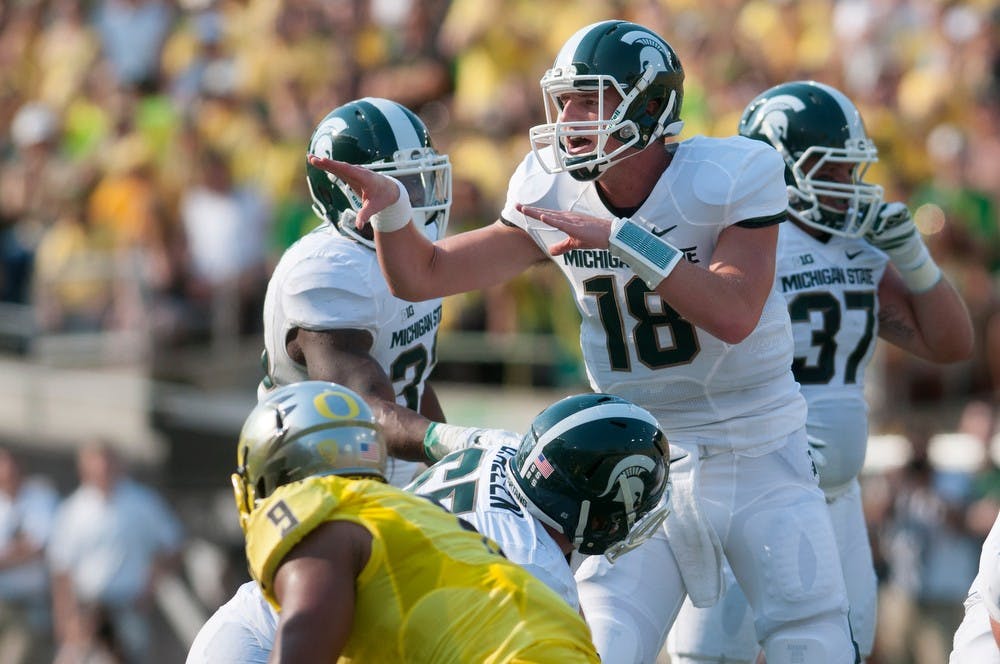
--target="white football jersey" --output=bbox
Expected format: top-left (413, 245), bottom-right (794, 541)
top-left (261, 222), bottom-right (442, 486)
top-left (951, 515), bottom-right (1000, 663)
top-left (776, 223), bottom-right (888, 492)
top-left (974, 515), bottom-right (1000, 622)
top-left (186, 580), bottom-right (276, 664)
top-left (406, 444), bottom-right (580, 610)
top-left (502, 136), bottom-right (805, 449)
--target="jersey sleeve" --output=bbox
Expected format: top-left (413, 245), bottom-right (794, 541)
top-left (244, 480), bottom-right (344, 607)
top-left (185, 582), bottom-right (276, 664)
top-left (500, 153), bottom-right (536, 230)
top-left (499, 152), bottom-right (562, 229)
top-left (726, 141), bottom-right (788, 226)
top-left (985, 559), bottom-right (1000, 623)
top-left (474, 511), bottom-right (580, 609)
top-left (280, 255), bottom-right (380, 333)
top-left (688, 138), bottom-right (787, 229)
top-left (498, 152), bottom-right (571, 256)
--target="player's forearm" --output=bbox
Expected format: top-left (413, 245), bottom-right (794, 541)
top-left (374, 222), bottom-right (444, 300)
top-left (905, 275), bottom-right (974, 363)
top-left (655, 260), bottom-right (771, 344)
top-left (609, 217), bottom-right (774, 343)
top-left (376, 221), bottom-right (542, 300)
top-left (371, 399), bottom-right (437, 462)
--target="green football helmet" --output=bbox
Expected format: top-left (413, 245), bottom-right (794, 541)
top-left (529, 20), bottom-right (685, 181)
top-left (507, 393), bottom-right (670, 562)
top-left (738, 80), bottom-right (884, 238)
top-left (306, 97), bottom-right (451, 248)
top-left (231, 381), bottom-right (386, 531)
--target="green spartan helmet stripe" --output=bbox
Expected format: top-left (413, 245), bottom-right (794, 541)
top-left (306, 97), bottom-right (435, 247)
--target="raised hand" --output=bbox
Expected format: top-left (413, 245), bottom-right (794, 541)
top-left (865, 201), bottom-right (916, 252)
top-left (307, 154), bottom-right (404, 230)
top-left (516, 203), bottom-right (613, 256)
top-left (863, 200), bottom-right (942, 292)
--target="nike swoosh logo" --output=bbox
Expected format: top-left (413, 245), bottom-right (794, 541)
top-left (651, 225), bottom-right (677, 237)
top-left (845, 250), bottom-right (863, 260)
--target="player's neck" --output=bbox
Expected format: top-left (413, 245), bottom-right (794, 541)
top-left (542, 523), bottom-right (574, 556)
top-left (793, 217), bottom-right (832, 242)
top-left (594, 142), bottom-right (671, 211)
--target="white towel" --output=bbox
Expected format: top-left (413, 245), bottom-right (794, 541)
top-left (662, 448), bottom-right (724, 608)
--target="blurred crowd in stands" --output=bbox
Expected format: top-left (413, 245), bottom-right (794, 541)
top-left (0, 443), bottom-right (184, 664)
top-left (1, 2), bottom-right (1000, 662)
top-left (2, 0), bottom-right (999, 399)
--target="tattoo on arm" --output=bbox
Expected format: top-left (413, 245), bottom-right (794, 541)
top-left (878, 303), bottom-right (915, 344)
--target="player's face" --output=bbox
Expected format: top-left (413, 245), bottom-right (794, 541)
top-left (555, 87), bottom-right (625, 155)
top-left (806, 157), bottom-right (856, 211)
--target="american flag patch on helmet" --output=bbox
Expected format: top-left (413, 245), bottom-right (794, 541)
top-left (535, 453), bottom-right (554, 478)
top-left (359, 441), bottom-right (381, 462)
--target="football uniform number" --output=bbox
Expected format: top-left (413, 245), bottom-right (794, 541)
top-left (585, 275), bottom-right (700, 371)
top-left (843, 291), bottom-right (876, 383)
top-left (789, 290), bottom-right (875, 385)
top-left (389, 344), bottom-right (430, 410)
top-left (408, 447), bottom-right (485, 515)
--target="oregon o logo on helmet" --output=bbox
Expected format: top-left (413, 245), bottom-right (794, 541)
top-left (753, 94), bottom-right (807, 141)
top-left (313, 389), bottom-right (363, 421)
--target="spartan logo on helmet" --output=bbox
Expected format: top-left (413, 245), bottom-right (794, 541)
top-left (621, 29), bottom-right (673, 70)
top-left (507, 393), bottom-right (670, 560)
top-left (605, 455), bottom-right (659, 511)
top-left (748, 94), bottom-right (807, 145)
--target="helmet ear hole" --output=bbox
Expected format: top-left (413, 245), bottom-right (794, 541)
top-left (255, 476), bottom-right (269, 503)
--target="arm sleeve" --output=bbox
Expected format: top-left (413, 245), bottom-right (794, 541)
top-left (725, 143), bottom-right (789, 225)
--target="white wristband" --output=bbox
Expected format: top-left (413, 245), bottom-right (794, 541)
top-left (423, 423), bottom-right (482, 462)
top-left (369, 178), bottom-right (413, 233)
top-left (899, 258), bottom-right (942, 293)
top-left (608, 217), bottom-right (683, 289)
top-left (886, 235), bottom-right (942, 293)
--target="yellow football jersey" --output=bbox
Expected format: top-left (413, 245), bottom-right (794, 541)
top-left (245, 475), bottom-right (600, 663)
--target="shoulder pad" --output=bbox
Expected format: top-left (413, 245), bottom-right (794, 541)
top-left (509, 151), bottom-right (561, 206)
top-left (688, 136), bottom-right (780, 206)
top-left (245, 478), bottom-right (341, 608)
